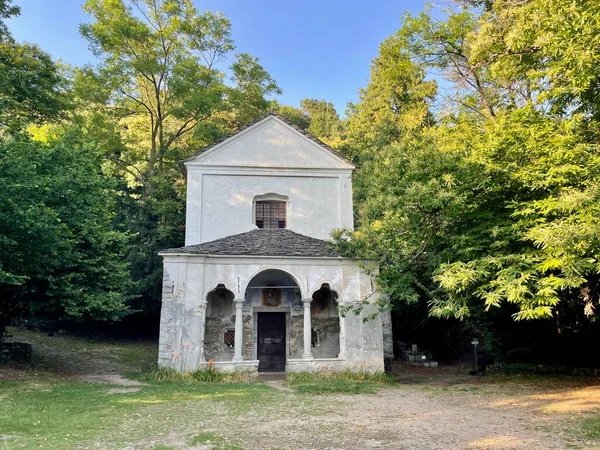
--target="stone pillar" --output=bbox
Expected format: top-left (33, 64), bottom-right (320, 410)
top-left (302, 298), bottom-right (313, 359)
top-left (233, 298), bottom-right (244, 362)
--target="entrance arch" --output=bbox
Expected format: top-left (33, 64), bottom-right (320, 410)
top-left (244, 269), bottom-right (302, 372)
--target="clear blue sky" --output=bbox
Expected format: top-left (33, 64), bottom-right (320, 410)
top-left (7, 0), bottom-right (426, 115)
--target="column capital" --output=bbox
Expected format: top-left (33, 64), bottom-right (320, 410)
top-left (302, 298), bottom-right (312, 306)
top-left (234, 298), bottom-right (245, 306)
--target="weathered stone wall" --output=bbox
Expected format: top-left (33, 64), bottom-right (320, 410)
top-left (204, 316), bottom-right (235, 361)
top-left (158, 270), bottom-right (175, 367)
top-left (289, 314), bottom-right (304, 358)
top-left (312, 317), bottom-right (340, 358)
top-left (382, 309), bottom-right (394, 359)
top-left (287, 358), bottom-right (346, 373)
top-left (242, 315), bottom-right (254, 360)
top-left (204, 286), bottom-right (237, 362)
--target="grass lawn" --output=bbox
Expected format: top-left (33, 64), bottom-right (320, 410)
top-left (0, 379), bottom-right (280, 449)
top-left (1, 327), bottom-right (600, 449)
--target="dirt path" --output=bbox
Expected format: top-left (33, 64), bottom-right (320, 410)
top-left (110, 372), bottom-right (599, 450)
top-left (221, 386), bottom-right (592, 450)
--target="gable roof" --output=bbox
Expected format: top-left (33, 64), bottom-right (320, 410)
top-left (183, 111), bottom-right (354, 168)
top-left (160, 229), bottom-right (341, 258)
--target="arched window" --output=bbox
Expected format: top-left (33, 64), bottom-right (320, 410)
top-left (253, 193), bottom-right (288, 229)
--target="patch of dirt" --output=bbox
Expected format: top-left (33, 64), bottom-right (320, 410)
top-left (106, 387), bottom-right (142, 394)
top-left (70, 374), bottom-right (147, 386)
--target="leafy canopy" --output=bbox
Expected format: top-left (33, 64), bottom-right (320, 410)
top-left (337, 0), bottom-right (600, 322)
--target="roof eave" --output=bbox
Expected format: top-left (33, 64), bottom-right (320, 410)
top-left (158, 252), bottom-right (353, 260)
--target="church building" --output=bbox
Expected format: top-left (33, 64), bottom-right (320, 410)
top-left (158, 113), bottom-right (393, 373)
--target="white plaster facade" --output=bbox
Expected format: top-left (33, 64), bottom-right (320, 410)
top-left (158, 114), bottom-right (392, 373)
top-left (184, 115), bottom-right (354, 244)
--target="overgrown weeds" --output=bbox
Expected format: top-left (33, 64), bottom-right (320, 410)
top-left (286, 370), bottom-right (395, 394)
top-left (286, 370), bottom-right (395, 383)
top-left (146, 367), bottom-right (258, 383)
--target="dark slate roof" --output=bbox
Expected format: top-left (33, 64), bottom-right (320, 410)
top-left (161, 229), bottom-right (341, 257)
top-left (183, 111), bottom-right (354, 167)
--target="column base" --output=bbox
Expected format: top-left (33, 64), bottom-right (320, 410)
top-left (232, 357), bottom-right (244, 363)
top-left (302, 354), bottom-right (314, 360)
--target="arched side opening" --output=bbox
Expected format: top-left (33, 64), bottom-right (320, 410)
top-left (244, 268), bottom-right (302, 371)
top-left (311, 283), bottom-right (340, 358)
top-left (204, 284), bottom-right (235, 362)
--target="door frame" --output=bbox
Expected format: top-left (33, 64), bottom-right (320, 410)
top-left (253, 308), bottom-right (290, 366)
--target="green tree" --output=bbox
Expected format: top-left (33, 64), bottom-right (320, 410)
top-left (434, 108), bottom-right (600, 321)
top-left (344, 30), bottom-right (436, 161)
top-left (76, 0), bottom-right (281, 315)
top-left (272, 102), bottom-right (311, 130)
top-left (339, 0), bottom-right (600, 326)
top-left (299, 98), bottom-right (342, 142)
top-left (0, 130), bottom-right (133, 334)
top-left (0, 2), bottom-right (64, 131)
top-left (0, 42), bottom-right (65, 131)
top-left (0, 0), bottom-right (19, 42)
top-left (0, 2), bottom-right (133, 335)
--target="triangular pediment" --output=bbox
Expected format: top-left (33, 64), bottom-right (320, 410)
top-left (184, 115), bottom-right (354, 170)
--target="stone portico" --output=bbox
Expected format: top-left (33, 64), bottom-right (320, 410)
top-left (158, 229), bottom-right (392, 374)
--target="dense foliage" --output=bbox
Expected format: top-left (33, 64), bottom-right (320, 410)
top-left (334, 0), bottom-right (600, 348)
top-left (74, 0), bottom-right (281, 316)
top-left (0, 0), bottom-right (284, 331)
top-left (0, 2), bottom-right (132, 334)
top-left (0, 132), bottom-right (133, 328)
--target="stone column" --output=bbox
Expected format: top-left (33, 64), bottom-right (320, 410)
top-left (302, 298), bottom-right (313, 359)
top-left (233, 298), bottom-right (245, 362)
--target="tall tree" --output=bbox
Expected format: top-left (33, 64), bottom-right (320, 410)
top-left (76, 0), bottom-right (280, 315)
top-left (78, 0), bottom-right (279, 194)
top-left (0, 2), bottom-right (133, 335)
top-left (339, 0), bottom-right (600, 326)
top-left (344, 31), bottom-right (436, 161)
top-left (0, 130), bottom-right (134, 334)
top-left (0, 0), bottom-right (19, 42)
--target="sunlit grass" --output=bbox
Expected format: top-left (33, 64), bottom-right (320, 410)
top-left (0, 380), bottom-right (276, 449)
top-left (582, 413), bottom-right (600, 439)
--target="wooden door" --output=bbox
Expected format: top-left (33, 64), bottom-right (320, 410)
top-left (257, 312), bottom-right (286, 372)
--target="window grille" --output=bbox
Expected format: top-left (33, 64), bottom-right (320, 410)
top-left (224, 329), bottom-right (235, 347)
top-left (256, 201), bottom-right (286, 229)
